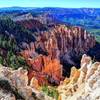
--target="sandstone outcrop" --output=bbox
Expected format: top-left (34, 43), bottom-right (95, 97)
top-left (0, 64), bottom-right (55, 100)
top-left (20, 24), bottom-right (95, 86)
top-left (17, 19), bottom-right (47, 32)
top-left (27, 55), bottom-right (63, 85)
top-left (37, 25), bottom-right (95, 65)
top-left (0, 54), bottom-right (100, 100)
top-left (58, 54), bottom-right (100, 100)
top-left (0, 89), bottom-right (16, 100)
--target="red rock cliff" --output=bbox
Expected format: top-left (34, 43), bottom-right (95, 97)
top-left (20, 24), bottom-right (95, 86)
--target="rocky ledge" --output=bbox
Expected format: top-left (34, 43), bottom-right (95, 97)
top-left (0, 54), bottom-right (100, 100)
top-left (58, 54), bottom-right (100, 100)
top-left (0, 64), bottom-right (55, 100)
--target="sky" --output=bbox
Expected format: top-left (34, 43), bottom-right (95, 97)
top-left (0, 0), bottom-right (100, 8)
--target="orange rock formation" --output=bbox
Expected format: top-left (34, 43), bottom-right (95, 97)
top-left (20, 25), bottom-right (95, 86)
top-left (58, 54), bottom-right (100, 100)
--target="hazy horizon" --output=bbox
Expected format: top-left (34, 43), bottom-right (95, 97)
top-left (0, 6), bottom-right (100, 9)
top-left (0, 0), bottom-right (100, 8)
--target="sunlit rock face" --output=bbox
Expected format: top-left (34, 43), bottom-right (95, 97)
top-left (20, 24), bottom-right (95, 86)
top-left (39, 25), bottom-right (95, 77)
top-left (58, 54), bottom-right (100, 100)
top-left (0, 66), bottom-right (33, 100)
top-left (16, 19), bottom-right (47, 32)
top-left (0, 65), bottom-right (54, 100)
top-left (26, 55), bottom-right (63, 85)
top-left (35, 25), bottom-right (95, 64)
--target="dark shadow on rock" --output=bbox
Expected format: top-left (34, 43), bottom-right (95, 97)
top-left (88, 42), bottom-right (100, 62)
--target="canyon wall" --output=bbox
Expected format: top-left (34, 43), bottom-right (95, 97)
top-left (20, 24), bottom-right (95, 85)
top-left (58, 54), bottom-right (100, 100)
top-left (0, 54), bottom-right (100, 100)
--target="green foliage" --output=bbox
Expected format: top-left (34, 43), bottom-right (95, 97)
top-left (6, 51), bottom-right (28, 70)
top-left (2, 51), bottom-right (27, 70)
top-left (7, 50), bottom-right (17, 69)
top-left (0, 34), bottom-right (28, 70)
top-left (0, 56), bottom-right (3, 65)
top-left (42, 85), bottom-right (59, 100)
top-left (0, 34), bottom-right (17, 51)
top-left (0, 17), bottom-right (31, 70)
top-left (0, 17), bottom-right (36, 43)
top-left (87, 29), bottom-right (100, 43)
top-left (17, 56), bottom-right (28, 70)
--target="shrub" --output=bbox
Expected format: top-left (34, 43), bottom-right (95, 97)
top-left (42, 85), bottom-right (59, 100)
